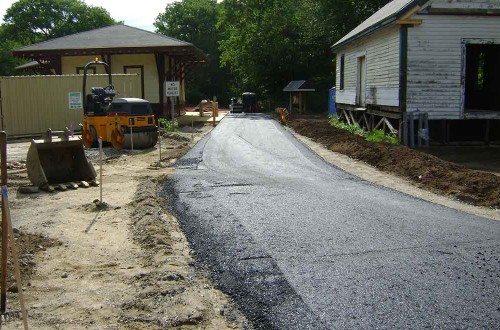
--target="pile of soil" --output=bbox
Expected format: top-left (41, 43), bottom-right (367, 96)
top-left (0, 161), bottom-right (60, 293)
top-left (121, 176), bottom-right (248, 328)
top-left (0, 229), bottom-right (59, 292)
top-left (289, 118), bottom-right (500, 209)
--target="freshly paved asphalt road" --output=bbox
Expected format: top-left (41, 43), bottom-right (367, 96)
top-left (167, 113), bottom-right (500, 329)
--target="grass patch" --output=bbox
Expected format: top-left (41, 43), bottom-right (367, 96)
top-left (328, 115), bottom-right (398, 144)
top-left (328, 115), bottom-right (365, 136)
top-left (366, 129), bottom-right (399, 144)
top-left (158, 118), bottom-right (179, 132)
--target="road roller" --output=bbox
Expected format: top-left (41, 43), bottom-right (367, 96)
top-left (80, 60), bottom-right (158, 150)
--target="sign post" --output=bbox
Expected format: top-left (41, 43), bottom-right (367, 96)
top-left (165, 81), bottom-right (180, 121)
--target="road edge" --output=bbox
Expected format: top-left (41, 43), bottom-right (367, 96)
top-left (290, 131), bottom-right (500, 222)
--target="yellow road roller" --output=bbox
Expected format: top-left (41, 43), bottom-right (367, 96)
top-left (80, 60), bottom-right (158, 150)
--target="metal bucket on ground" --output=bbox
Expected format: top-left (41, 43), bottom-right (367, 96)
top-left (27, 129), bottom-right (97, 189)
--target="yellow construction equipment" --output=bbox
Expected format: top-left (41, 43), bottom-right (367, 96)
top-left (80, 60), bottom-right (158, 150)
top-left (26, 129), bottom-right (97, 190)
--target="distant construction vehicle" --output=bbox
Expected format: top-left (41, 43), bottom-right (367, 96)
top-left (230, 92), bottom-right (259, 113)
top-left (80, 60), bottom-right (158, 150)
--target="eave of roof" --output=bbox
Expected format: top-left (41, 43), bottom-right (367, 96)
top-left (331, 0), bottom-right (425, 52)
top-left (15, 60), bottom-right (47, 70)
top-left (14, 46), bottom-right (207, 63)
top-left (12, 24), bottom-right (207, 63)
top-left (283, 80), bottom-right (315, 92)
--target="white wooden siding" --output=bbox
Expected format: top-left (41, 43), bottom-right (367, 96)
top-left (335, 26), bottom-right (400, 107)
top-left (426, 0), bottom-right (498, 11)
top-left (407, 14), bottom-right (500, 119)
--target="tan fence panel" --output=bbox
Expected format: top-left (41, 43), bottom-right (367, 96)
top-left (0, 74), bottom-right (140, 137)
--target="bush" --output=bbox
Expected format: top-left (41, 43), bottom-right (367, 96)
top-left (328, 115), bottom-right (398, 144)
top-left (328, 115), bottom-right (366, 137)
top-left (366, 129), bottom-right (399, 144)
top-left (158, 118), bottom-right (179, 132)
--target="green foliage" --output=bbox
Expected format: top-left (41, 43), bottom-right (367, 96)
top-left (366, 129), bottom-right (399, 144)
top-left (328, 115), bottom-right (366, 137)
top-left (217, 0), bottom-right (391, 106)
top-left (0, 0), bottom-right (115, 76)
top-left (158, 118), bottom-right (179, 132)
top-left (328, 115), bottom-right (398, 144)
top-left (218, 0), bottom-right (301, 100)
top-left (154, 0), bottom-right (232, 105)
top-left (2, 0), bottom-right (116, 44)
top-left (0, 34), bottom-right (23, 76)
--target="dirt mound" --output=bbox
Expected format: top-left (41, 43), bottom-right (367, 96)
top-left (0, 229), bottom-right (59, 292)
top-left (121, 176), bottom-right (248, 329)
top-left (289, 118), bottom-right (500, 209)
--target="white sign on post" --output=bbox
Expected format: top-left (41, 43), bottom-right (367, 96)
top-left (165, 81), bottom-right (180, 97)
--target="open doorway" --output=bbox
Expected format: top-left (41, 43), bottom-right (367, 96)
top-left (464, 44), bottom-right (500, 112)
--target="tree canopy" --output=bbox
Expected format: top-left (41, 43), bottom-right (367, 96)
top-left (2, 0), bottom-right (116, 44)
top-left (154, 0), bottom-right (389, 105)
top-left (0, 0), bottom-right (116, 75)
top-left (155, 0), bottom-right (232, 104)
top-left (217, 0), bottom-right (390, 107)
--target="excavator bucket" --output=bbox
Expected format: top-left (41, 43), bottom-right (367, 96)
top-left (26, 129), bottom-right (97, 189)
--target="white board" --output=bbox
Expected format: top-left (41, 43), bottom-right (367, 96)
top-left (165, 81), bottom-right (180, 97)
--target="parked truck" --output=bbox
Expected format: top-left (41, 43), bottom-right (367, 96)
top-left (230, 92), bottom-right (259, 113)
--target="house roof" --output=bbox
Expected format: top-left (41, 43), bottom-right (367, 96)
top-left (283, 80), bottom-right (315, 92)
top-left (13, 24), bottom-right (207, 63)
top-left (331, 0), bottom-right (422, 51)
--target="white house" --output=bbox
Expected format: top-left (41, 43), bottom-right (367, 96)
top-left (331, 0), bottom-right (500, 144)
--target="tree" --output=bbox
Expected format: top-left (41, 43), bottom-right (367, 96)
top-left (0, 42), bottom-right (21, 76)
top-left (155, 0), bottom-right (232, 105)
top-left (0, 0), bottom-right (116, 75)
top-left (217, 0), bottom-right (390, 109)
top-left (2, 0), bottom-right (116, 45)
top-left (218, 0), bottom-right (308, 102)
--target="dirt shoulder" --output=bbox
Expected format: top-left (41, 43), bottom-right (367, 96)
top-left (2, 127), bottom-right (249, 329)
top-left (288, 118), bottom-right (500, 220)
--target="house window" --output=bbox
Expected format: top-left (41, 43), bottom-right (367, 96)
top-left (339, 54), bottom-right (345, 90)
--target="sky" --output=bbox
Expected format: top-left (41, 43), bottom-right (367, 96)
top-left (0, 0), bottom-right (179, 32)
